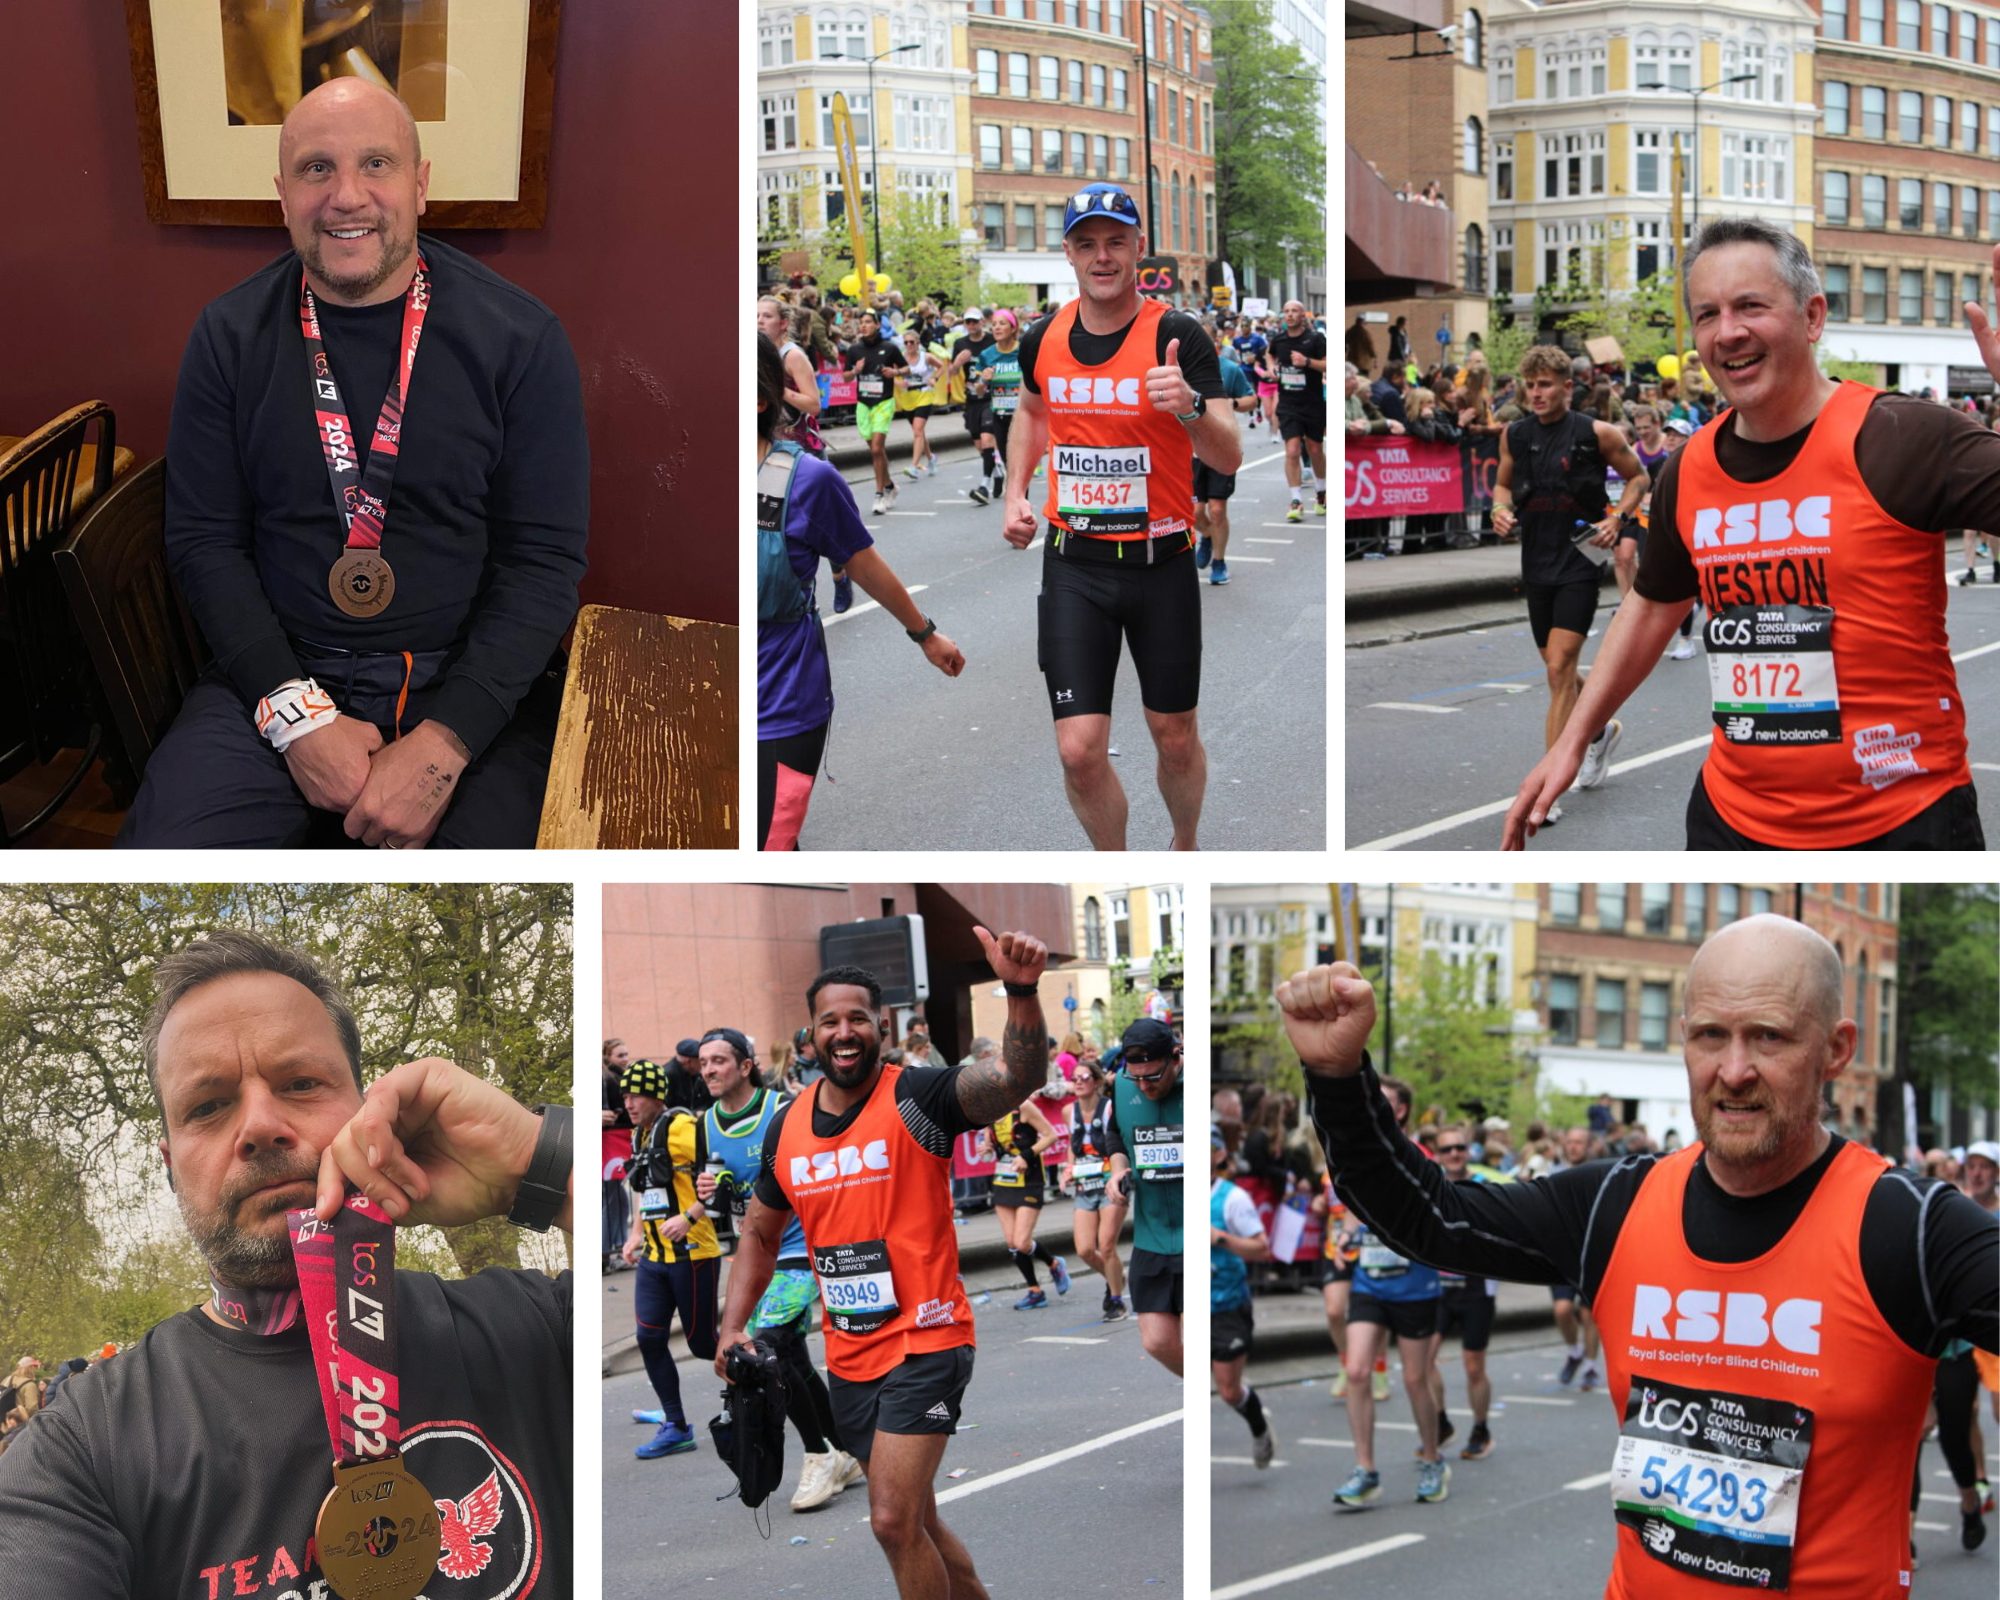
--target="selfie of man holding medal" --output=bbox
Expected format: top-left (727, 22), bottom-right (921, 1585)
top-left (116, 76), bottom-right (589, 850)
top-left (0, 929), bottom-right (574, 1599)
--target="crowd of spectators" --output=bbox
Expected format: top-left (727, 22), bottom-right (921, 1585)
top-left (0, 1348), bottom-right (118, 1460)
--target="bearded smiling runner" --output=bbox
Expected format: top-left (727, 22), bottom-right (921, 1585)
top-left (1504, 218), bottom-right (2000, 850)
top-left (1282, 915), bottom-right (1997, 1595)
top-left (716, 929), bottom-right (1051, 1600)
top-left (0, 930), bottom-right (573, 1597)
top-left (118, 77), bottom-right (587, 850)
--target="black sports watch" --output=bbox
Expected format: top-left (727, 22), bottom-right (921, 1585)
top-left (906, 616), bottom-right (939, 644)
top-left (1175, 393), bottom-right (1207, 422)
top-left (507, 1104), bottom-right (573, 1232)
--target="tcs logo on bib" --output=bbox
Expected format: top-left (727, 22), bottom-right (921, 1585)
top-left (1690, 495), bottom-right (1831, 550)
top-left (1046, 375), bottom-right (1141, 408)
top-left (1632, 1285), bottom-right (1823, 1355)
top-left (790, 1140), bottom-right (891, 1187)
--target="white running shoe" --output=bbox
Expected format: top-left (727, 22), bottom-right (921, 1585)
top-left (1668, 636), bottom-right (1698, 660)
top-left (1253, 1420), bottom-right (1276, 1470)
top-left (790, 1451), bottom-right (839, 1511)
top-left (881, 483), bottom-right (898, 510)
top-left (870, 491), bottom-right (886, 516)
top-left (1575, 719), bottom-right (1622, 790)
top-left (1538, 800), bottom-right (1564, 827)
top-left (829, 1450), bottom-right (864, 1491)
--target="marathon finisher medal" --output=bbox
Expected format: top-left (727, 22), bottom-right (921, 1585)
top-left (300, 254), bottom-right (429, 621)
top-left (287, 1195), bottom-right (441, 1600)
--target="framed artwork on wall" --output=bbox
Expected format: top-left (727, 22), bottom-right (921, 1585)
top-left (123, 0), bottom-right (561, 226)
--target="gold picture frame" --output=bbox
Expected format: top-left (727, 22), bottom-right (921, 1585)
top-left (123, 0), bottom-right (561, 227)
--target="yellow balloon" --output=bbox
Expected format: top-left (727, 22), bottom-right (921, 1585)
top-left (839, 273), bottom-right (861, 297)
top-left (1657, 354), bottom-right (1680, 380)
top-left (872, 272), bottom-right (892, 293)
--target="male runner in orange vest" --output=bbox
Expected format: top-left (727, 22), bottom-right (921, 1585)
top-left (1503, 217), bottom-right (2000, 849)
top-left (1001, 182), bottom-right (1240, 851)
top-left (1282, 916), bottom-right (1998, 1595)
top-left (716, 928), bottom-right (1050, 1600)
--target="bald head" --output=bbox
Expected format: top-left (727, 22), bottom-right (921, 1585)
top-left (278, 79), bottom-right (421, 172)
top-left (1687, 914), bottom-right (1844, 1035)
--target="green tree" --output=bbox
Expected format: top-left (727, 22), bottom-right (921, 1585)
top-left (1367, 952), bottom-right (1523, 1126)
top-left (1210, 0), bottom-right (1325, 286)
top-left (1895, 883), bottom-right (2000, 1110)
top-left (763, 181), bottom-right (982, 308)
top-left (1557, 259), bottom-right (1683, 370)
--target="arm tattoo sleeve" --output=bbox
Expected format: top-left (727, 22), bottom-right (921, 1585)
top-left (955, 1007), bottom-right (1048, 1127)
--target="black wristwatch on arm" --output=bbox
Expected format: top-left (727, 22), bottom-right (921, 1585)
top-left (906, 616), bottom-right (939, 644)
top-left (507, 1104), bottom-right (573, 1232)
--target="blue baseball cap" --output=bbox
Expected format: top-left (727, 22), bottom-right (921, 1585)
top-left (1063, 182), bottom-right (1144, 236)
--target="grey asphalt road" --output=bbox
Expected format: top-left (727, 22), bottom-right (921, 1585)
top-left (602, 1247), bottom-right (1183, 1600)
top-left (1212, 1323), bottom-right (2000, 1598)
top-left (1345, 579), bottom-right (2000, 850)
top-left (796, 429), bottom-right (1327, 851)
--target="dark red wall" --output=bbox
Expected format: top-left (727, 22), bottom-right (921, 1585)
top-left (0, 3), bottom-right (735, 624)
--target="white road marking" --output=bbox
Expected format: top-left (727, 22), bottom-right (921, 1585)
top-left (1914, 1520), bottom-right (1951, 1532)
top-left (1368, 702), bottom-right (1461, 714)
top-left (1296, 1422), bottom-right (1417, 1438)
top-left (1022, 1335), bottom-right (1107, 1345)
top-left (1248, 537), bottom-right (1295, 544)
top-left (932, 1409), bottom-right (1180, 1504)
top-left (821, 584), bottom-right (927, 627)
top-left (1356, 635), bottom-right (2000, 850)
top-left (1478, 682), bottom-right (1533, 693)
top-left (1564, 1470), bottom-right (1615, 1491)
top-left (1242, 450), bottom-right (1286, 471)
top-left (1262, 522), bottom-right (1309, 529)
top-left (883, 510), bottom-right (939, 516)
top-left (1212, 1536), bottom-right (1427, 1598)
top-left (1214, 555), bottom-right (1276, 563)
top-left (1497, 1394), bottom-right (1577, 1406)
top-left (1976, 763), bottom-right (2000, 773)
top-left (1213, 1455), bottom-right (1291, 1467)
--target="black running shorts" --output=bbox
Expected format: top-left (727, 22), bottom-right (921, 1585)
top-left (1037, 533), bottom-right (1201, 720)
top-left (1348, 1291), bottom-right (1441, 1341)
top-left (1523, 578), bottom-right (1599, 650)
top-left (1436, 1286), bottom-right (1496, 1352)
top-left (989, 413), bottom-right (1013, 460)
top-left (1129, 1246), bottom-right (1183, 1316)
top-left (1213, 1303), bottom-right (1254, 1363)
top-left (828, 1345), bottom-right (974, 1461)
top-left (1192, 459), bottom-right (1238, 502)
top-left (1278, 406), bottom-right (1327, 443)
top-left (991, 1183), bottom-right (1044, 1209)
top-left (963, 397), bottom-right (989, 439)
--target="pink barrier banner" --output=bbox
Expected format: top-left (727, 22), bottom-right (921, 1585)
top-left (1345, 434), bottom-right (1464, 517)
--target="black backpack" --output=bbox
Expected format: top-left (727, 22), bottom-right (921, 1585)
top-left (708, 1339), bottom-right (789, 1514)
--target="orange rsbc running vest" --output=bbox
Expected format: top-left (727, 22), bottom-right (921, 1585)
top-left (1673, 379), bottom-right (1968, 846)
top-left (1593, 1142), bottom-right (1935, 1598)
top-left (773, 1063), bottom-right (973, 1382)
top-left (1038, 296), bottom-right (1195, 541)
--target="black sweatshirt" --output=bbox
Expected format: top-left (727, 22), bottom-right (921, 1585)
top-left (165, 236), bottom-right (589, 760)
top-left (1309, 1057), bottom-right (1997, 1360)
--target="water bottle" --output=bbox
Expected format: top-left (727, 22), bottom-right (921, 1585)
top-left (1570, 517), bottom-right (1614, 568)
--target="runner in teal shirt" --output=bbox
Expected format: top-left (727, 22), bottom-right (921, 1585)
top-left (1108, 1017), bottom-right (1184, 1376)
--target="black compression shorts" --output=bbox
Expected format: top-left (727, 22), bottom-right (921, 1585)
top-left (1279, 407), bottom-right (1327, 443)
top-left (964, 397), bottom-right (989, 438)
top-left (989, 413), bottom-right (1013, 458)
top-left (1436, 1287), bottom-right (1496, 1351)
top-left (1524, 579), bottom-right (1599, 650)
top-left (1037, 532), bottom-right (1201, 720)
top-left (1192, 459), bottom-right (1237, 502)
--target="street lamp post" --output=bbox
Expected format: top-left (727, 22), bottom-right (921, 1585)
top-left (1636, 72), bottom-right (1759, 239)
top-left (828, 42), bottom-right (923, 276)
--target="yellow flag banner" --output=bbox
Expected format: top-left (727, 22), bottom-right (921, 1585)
top-left (830, 91), bottom-right (871, 295)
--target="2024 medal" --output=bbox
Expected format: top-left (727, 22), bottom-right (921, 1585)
top-left (329, 550), bottom-right (396, 617)
top-left (315, 1455), bottom-right (441, 1600)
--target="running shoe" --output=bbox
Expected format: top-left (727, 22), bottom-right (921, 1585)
top-left (1210, 560), bottom-right (1230, 585)
top-left (631, 1409), bottom-right (666, 1425)
top-left (1580, 1362), bottom-right (1602, 1393)
top-left (1668, 636), bottom-right (1699, 660)
top-left (967, 485), bottom-right (991, 505)
top-left (833, 573), bottom-right (854, 614)
top-left (1252, 1421), bottom-right (1276, 1471)
top-left (1415, 1458), bottom-right (1451, 1503)
top-left (1286, 502), bottom-right (1304, 523)
top-left (1102, 1293), bottom-right (1129, 1322)
top-left (1014, 1287), bottom-right (1049, 1310)
top-left (924, 461), bottom-right (937, 477)
top-left (903, 464), bottom-right (921, 481)
top-left (791, 1451), bottom-right (840, 1510)
top-left (1558, 1352), bottom-right (1584, 1386)
top-left (1196, 535), bottom-right (1212, 569)
top-left (870, 491), bottom-right (885, 516)
top-left (1418, 1415), bottom-right (1456, 1455)
top-left (1460, 1423), bottom-right (1494, 1460)
top-left (1371, 1366), bottom-right (1391, 1401)
top-left (636, 1420), bottom-right (696, 1459)
top-left (1330, 1369), bottom-right (1348, 1399)
top-left (1575, 719), bottom-right (1623, 789)
top-left (1539, 800), bottom-right (1564, 826)
top-left (1981, 1479), bottom-right (1994, 1514)
top-left (1316, 492), bottom-right (1327, 516)
top-left (1959, 567), bottom-right (1978, 586)
top-left (1331, 1467), bottom-right (1381, 1510)
top-left (831, 1451), bottom-right (865, 1491)
top-left (1963, 1502), bottom-right (1988, 1551)
top-left (1050, 1256), bottom-right (1071, 1296)
top-left (881, 483), bottom-right (898, 510)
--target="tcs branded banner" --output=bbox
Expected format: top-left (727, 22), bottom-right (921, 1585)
top-left (1345, 433), bottom-right (1500, 519)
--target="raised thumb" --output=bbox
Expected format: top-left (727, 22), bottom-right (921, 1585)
top-left (1164, 337), bottom-right (1181, 368)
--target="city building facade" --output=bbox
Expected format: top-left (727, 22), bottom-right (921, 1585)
top-left (1486, 0), bottom-right (1820, 331)
top-left (1811, 0), bottom-right (2000, 395)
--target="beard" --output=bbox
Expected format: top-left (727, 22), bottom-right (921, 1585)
top-left (1692, 1087), bottom-right (1821, 1167)
top-left (298, 218), bottom-right (415, 303)
top-left (177, 1149), bottom-right (322, 1290)
top-left (822, 1036), bottom-right (881, 1089)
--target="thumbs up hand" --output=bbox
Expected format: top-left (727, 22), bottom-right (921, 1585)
top-left (1147, 337), bottom-right (1196, 417)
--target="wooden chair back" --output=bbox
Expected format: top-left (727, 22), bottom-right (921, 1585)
top-left (55, 457), bottom-right (210, 790)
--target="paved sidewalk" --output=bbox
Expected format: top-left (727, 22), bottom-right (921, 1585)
top-left (601, 1195), bottom-right (1128, 1375)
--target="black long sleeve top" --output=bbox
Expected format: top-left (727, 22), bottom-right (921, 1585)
top-left (163, 236), bottom-right (589, 759)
